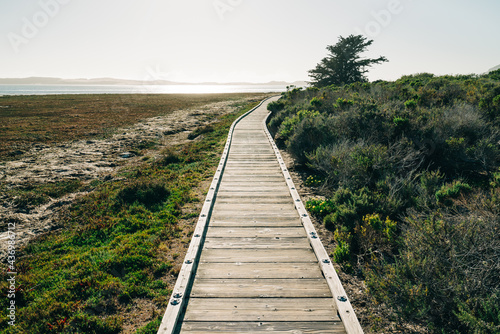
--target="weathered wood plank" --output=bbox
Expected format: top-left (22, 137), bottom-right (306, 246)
top-left (209, 220), bottom-right (302, 227)
top-left (200, 248), bottom-right (318, 263)
top-left (214, 197), bottom-right (292, 204)
top-left (182, 298), bottom-right (340, 322)
top-left (203, 237), bottom-right (310, 249)
top-left (212, 203), bottom-right (296, 212)
top-left (219, 176), bottom-right (285, 182)
top-left (210, 214), bottom-right (299, 222)
top-left (209, 216), bottom-right (300, 223)
top-left (215, 191), bottom-right (292, 197)
top-left (206, 227), bottom-right (306, 238)
top-left (209, 217), bottom-right (302, 227)
top-left (195, 262), bottom-right (324, 279)
top-left (190, 279), bottom-right (331, 298)
top-left (180, 321), bottom-right (346, 333)
top-left (223, 171), bottom-right (284, 176)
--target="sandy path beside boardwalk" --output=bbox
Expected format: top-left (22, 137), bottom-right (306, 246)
top-left (0, 96), bottom-right (263, 259)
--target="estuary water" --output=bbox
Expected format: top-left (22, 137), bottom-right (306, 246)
top-left (0, 84), bottom-right (288, 96)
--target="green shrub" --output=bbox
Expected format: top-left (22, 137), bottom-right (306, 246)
top-left (487, 69), bottom-right (500, 81)
top-left (306, 198), bottom-right (335, 218)
top-left (392, 116), bottom-right (410, 133)
top-left (270, 74), bottom-right (500, 332)
top-left (67, 313), bottom-right (122, 334)
top-left (333, 240), bottom-right (351, 264)
top-left (157, 149), bottom-right (181, 166)
top-left (267, 99), bottom-right (285, 112)
top-left (304, 175), bottom-right (324, 187)
top-left (456, 293), bottom-right (500, 334)
top-left (310, 96), bottom-right (324, 108)
top-left (188, 124), bottom-right (214, 140)
top-left (435, 180), bottom-right (472, 205)
top-left (116, 180), bottom-right (170, 208)
top-left (366, 208), bottom-right (499, 332)
top-left (334, 97), bottom-right (354, 109)
top-left (404, 99), bottom-right (418, 110)
top-left (277, 109), bottom-right (319, 142)
top-left (286, 113), bottom-right (334, 164)
top-left (308, 141), bottom-right (389, 189)
top-left (136, 317), bottom-right (162, 334)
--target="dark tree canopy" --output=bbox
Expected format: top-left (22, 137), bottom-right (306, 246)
top-left (309, 35), bottom-right (388, 87)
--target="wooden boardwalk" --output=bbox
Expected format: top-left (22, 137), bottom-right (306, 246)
top-left (158, 97), bottom-right (363, 333)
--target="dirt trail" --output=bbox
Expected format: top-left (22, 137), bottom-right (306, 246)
top-left (0, 97), bottom-right (260, 259)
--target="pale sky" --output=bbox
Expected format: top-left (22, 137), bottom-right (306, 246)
top-left (1, 0), bottom-right (499, 83)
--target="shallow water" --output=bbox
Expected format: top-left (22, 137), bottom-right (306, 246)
top-left (0, 84), bottom-right (287, 95)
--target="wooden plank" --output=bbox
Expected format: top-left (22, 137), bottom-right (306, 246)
top-left (223, 171), bottom-right (283, 176)
top-left (180, 321), bottom-right (346, 333)
top-left (209, 220), bottom-right (302, 227)
top-left (219, 176), bottom-right (285, 182)
top-left (224, 166), bottom-right (281, 170)
top-left (220, 181), bottom-right (286, 185)
top-left (209, 216), bottom-right (299, 223)
top-left (182, 298), bottom-right (340, 322)
top-left (200, 248), bottom-right (318, 263)
top-left (195, 262), bottom-right (324, 279)
top-left (190, 278), bottom-right (331, 298)
top-left (217, 186), bottom-right (290, 192)
top-left (203, 237), bottom-right (310, 249)
top-left (214, 197), bottom-right (292, 204)
top-left (215, 191), bottom-right (291, 197)
top-left (206, 227), bottom-right (306, 238)
top-left (210, 214), bottom-right (299, 222)
top-left (212, 203), bottom-right (296, 212)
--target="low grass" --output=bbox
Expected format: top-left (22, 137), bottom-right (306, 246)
top-left (0, 93), bottom-right (265, 159)
top-left (0, 97), bottom-right (262, 333)
top-left (9, 179), bottom-right (84, 212)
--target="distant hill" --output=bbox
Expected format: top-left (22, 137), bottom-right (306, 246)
top-left (488, 65), bottom-right (500, 72)
top-left (0, 77), bottom-right (308, 87)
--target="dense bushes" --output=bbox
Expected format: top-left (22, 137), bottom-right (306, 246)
top-left (269, 74), bottom-right (500, 333)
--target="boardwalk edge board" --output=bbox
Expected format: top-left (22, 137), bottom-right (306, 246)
top-left (156, 98), bottom-right (273, 334)
top-left (263, 110), bottom-right (364, 334)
